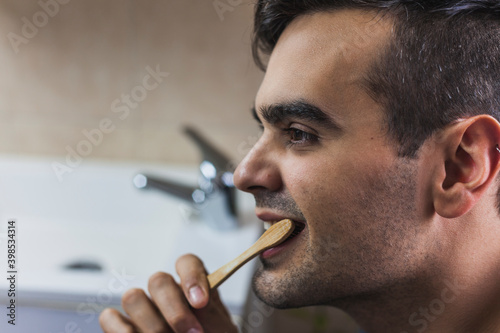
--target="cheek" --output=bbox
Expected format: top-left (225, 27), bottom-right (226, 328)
top-left (283, 155), bottom-right (381, 224)
top-left (284, 158), bottom-right (352, 215)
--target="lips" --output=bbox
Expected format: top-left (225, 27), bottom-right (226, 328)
top-left (257, 211), bottom-right (306, 230)
top-left (258, 213), bottom-right (307, 258)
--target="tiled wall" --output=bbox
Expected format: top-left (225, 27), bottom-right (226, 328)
top-left (0, 0), bottom-right (264, 164)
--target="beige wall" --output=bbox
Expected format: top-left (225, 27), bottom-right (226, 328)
top-left (0, 0), bottom-right (264, 164)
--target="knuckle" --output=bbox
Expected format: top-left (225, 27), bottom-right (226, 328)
top-left (121, 327), bottom-right (135, 333)
top-left (167, 311), bottom-right (192, 331)
top-left (99, 307), bottom-right (117, 325)
top-left (99, 308), bottom-right (134, 333)
top-left (176, 253), bottom-right (196, 265)
top-left (148, 271), bottom-right (175, 292)
top-left (121, 288), bottom-right (146, 308)
top-left (149, 323), bottom-right (170, 333)
top-left (175, 254), bottom-right (206, 276)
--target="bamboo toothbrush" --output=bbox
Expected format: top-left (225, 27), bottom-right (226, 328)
top-left (207, 219), bottom-right (296, 289)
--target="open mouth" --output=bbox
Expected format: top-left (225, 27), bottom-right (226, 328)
top-left (264, 219), bottom-right (306, 241)
top-left (285, 220), bottom-right (306, 241)
top-left (260, 219), bottom-right (306, 259)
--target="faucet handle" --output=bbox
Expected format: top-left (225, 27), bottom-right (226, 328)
top-left (183, 126), bottom-right (234, 175)
top-left (184, 125), bottom-right (238, 218)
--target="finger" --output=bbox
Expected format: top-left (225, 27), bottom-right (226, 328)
top-left (175, 254), bottom-right (210, 309)
top-left (193, 289), bottom-right (236, 332)
top-left (148, 271), bottom-right (204, 333)
top-left (177, 256), bottom-right (231, 311)
top-left (121, 288), bottom-right (172, 333)
top-left (99, 308), bottom-right (137, 333)
top-left (176, 254), bottom-right (236, 332)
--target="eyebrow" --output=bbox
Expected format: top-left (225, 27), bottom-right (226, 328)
top-left (252, 100), bottom-right (341, 131)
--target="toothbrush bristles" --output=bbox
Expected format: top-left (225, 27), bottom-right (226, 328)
top-left (286, 221), bottom-right (305, 240)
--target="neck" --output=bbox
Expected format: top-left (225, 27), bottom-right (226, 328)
top-left (340, 274), bottom-right (500, 333)
top-left (337, 212), bottom-right (500, 333)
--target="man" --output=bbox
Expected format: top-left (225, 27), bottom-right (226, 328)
top-left (100, 1), bottom-right (500, 332)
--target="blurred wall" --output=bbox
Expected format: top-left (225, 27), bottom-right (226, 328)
top-left (0, 0), bottom-right (264, 164)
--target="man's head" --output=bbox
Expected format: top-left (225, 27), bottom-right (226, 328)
top-left (253, 0), bottom-right (500, 158)
top-left (233, 0), bottom-right (500, 323)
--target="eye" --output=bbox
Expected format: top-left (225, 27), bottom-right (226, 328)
top-left (284, 127), bottom-right (318, 147)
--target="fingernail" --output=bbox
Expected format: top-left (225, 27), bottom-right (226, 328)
top-left (189, 285), bottom-right (204, 305)
top-left (187, 328), bottom-right (201, 333)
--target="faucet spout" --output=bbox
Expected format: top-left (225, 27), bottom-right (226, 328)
top-left (133, 125), bottom-right (239, 230)
top-left (133, 173), bottom-right (198, 202)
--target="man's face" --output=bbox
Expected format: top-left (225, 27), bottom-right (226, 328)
top-left (234, 10), bottom-right (431, 308)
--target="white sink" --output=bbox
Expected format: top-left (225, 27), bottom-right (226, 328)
top-left (0, 155), bottom-right (260, 331)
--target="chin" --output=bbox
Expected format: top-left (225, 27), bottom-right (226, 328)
top-left (251, 267), bottom-right (312, 309)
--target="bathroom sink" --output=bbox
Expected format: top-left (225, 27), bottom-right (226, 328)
top-left (0, 155), bottom-right (260, 331)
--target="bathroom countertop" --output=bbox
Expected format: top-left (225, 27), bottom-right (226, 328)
top-left (0, 155), bottom-right (261, 317)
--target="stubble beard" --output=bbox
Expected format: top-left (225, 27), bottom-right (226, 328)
top-left (251, 158), bottom-right (423, 310)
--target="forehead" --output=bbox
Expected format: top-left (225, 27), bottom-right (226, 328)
top-left (256, 9), bottom-right (392, 113)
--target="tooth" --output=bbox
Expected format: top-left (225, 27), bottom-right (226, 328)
top-left (263, 221), bottom-right (271, 230)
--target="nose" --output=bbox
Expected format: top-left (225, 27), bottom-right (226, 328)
top-left (233, 136), bottom-right (283, 194)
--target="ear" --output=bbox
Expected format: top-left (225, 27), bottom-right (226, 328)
top-left (432, 115), bottom-right (500, 218)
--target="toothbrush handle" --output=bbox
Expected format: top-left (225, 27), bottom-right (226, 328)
top-left (207, 219), bottom-right (294, 289)
top-left (207, 247), bottom-right (258, 289)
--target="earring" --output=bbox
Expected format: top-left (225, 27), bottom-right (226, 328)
top-left (496, 145), bottom-right (500, 153)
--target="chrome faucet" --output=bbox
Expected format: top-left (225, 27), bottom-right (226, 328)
top-left (133, 126), bottom-right (238, 230)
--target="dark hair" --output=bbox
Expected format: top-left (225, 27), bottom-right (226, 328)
top-left (252, 0), bottom-right (500, 157)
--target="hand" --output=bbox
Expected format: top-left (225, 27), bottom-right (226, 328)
top-left (99, 254), bottom-right (238, 333)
